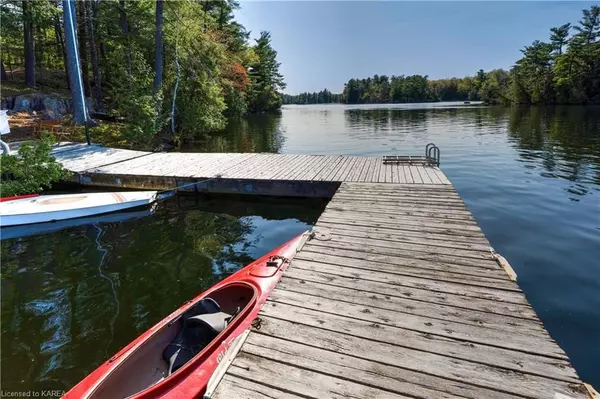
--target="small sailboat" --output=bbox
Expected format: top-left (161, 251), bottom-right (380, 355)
top-left (64, 232), bottom-right (310, 399)
top-left (0, 191), bottom-right (158, 227)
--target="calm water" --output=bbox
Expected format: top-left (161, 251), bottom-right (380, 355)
top-left (1, 195), bottom-right (326, 391)
top-left (2, 103), bottom-right (600, 391)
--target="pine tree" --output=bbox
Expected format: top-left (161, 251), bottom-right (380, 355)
top-left (248, 31), bottom-right (286, 112)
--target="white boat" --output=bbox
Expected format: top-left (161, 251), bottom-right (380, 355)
top-left (0, 191), bottom-right (158, 227)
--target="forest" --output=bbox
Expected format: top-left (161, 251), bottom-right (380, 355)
top-left (283, 5), bottom-right (600, 106)
top-left (0, 0), bottom-right (286, 148)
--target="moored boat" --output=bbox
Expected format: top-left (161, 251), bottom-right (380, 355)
top-left (0, 191), bottom-right (158, 227)
top-left (64, 232), bottom-right (310, 399)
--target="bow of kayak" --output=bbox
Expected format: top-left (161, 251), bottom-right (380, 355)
top-left (64, 232), bottom-right (311, 399)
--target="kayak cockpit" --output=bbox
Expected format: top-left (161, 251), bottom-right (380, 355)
top-left (87, 283), bottom-right (256, 399)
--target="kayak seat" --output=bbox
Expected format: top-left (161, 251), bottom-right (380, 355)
top-left (163, 298), bottom-right (231, 376)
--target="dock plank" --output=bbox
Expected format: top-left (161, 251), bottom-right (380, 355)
top-left (246, 315), bottom-right (584, 399)
top-left (263, 297), bottom-right (572, 375)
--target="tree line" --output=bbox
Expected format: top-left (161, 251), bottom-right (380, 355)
top-left (0, 0), bottom-right (286, 148)
top-left (283, 6), bottom-right (599, 106)
top-left (281, 89), bottom-right (342, 105)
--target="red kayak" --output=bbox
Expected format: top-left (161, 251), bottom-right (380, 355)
top-left (0, 193), bottom-right (39, 202)
top-left (64, 232), bottom-right (310, 399)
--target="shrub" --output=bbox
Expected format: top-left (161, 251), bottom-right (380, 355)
top-left (0, 133), bottom-right (71, 197)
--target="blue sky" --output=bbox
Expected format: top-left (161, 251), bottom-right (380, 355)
top-left (235, 1), bottom-right (596, 94)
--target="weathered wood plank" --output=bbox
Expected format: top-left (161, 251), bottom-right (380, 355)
top-left (229, 351), bottom-right (411, 399)
top-left (417, 165), bottom-right (434, 184)
top-left (196, 153), bottom-right (258, 177)
top-left (251, 155), bottom-right (294, 180)
top-left (284, 267), bottom-right (538, 319)
top-left (296, 246), bottom-right (506, 278)
top-left (336, 189), bottom-right (462, 202)
top-left (313, 156), bottom-right (344, 181)
top-left (294, 250), bottom-right (514, 288)
top-left (357, 157), bottom-right (376, 182)
top-left (326, 204), bottom-right (476, 223)
top-left (215, 153), bottom-right (262, 178)
top-left (347, 156), bottom-right (369, 182)
top-left (211, 374), bottom-right (304, 399)
top-left (328, 199), bottom-right (474, 216)
top-left (408, 165), bottom-right (424, 184)
top-left (342, 181), bottom-right (456, 190)
top-left (423, 165), bottom-right (443, 184)
top-left (316, 217), bottom-right (489, 244)
top-left (332, 190), bottom-right (465, 204)
top-left (276, 155), bottom-right (320, 180)
top-left (88, 152), bottom-right (166, 174)
top-left (335, 156), bottom-right (360, 182)
top-left (307, 238), bottom-right (497, 269)
top-left (255, 315), bottom-right (584, 399)
top-left (308, 155), bottom-right (343, 181)
top-left (325, 157), bottom-right (351, 181)
top-left (317, 234), bottom-right (493, 262)
top-left (267, 291), bottom-right (567, 365)
top-left (227, 154), bottom-right (280, 179)
top-left (335, 190), bottom-right (464, 203)
top-left (289, 259), bottom-right (527, 304)
top-left (271, 155), bottom-right (312, 180)
top-left (433, 167), bottom-right (452, 184)
top-left (314, 224), bottom-right (492, 252)
top-left (320, 209), bottom-right (482, 231)
top-left (328, 196), bottom-right (471, 213)
top-left (276, 277), bottom-right (546, 335)
top-left (295, 155), bottom-right (332, 181)
top-left (259, 154), bottom-right (301, 180)
top-left (54, 147), bottom-right (151, 173)
top-left (244, 335), bottom-right (518, 399)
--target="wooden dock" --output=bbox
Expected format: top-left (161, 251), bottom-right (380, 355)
top-left (50, 143), bottom-right (594, 398)
top-left (49, 143), bottom-right (449, 196)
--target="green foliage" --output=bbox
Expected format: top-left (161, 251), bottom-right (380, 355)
top-left (0, 134), bottom-right (71, 197)
top-left (248, 32), bottom-right (286, 113)
top-left (282, 89), bottom-right (343, 104)
top-left (2, 0), bottom-right (285, 148)
top-left (508, 6), bottom-right (599, 105)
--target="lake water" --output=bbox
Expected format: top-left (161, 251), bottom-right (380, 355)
top-left (2, 103), bottom-right (599, 391)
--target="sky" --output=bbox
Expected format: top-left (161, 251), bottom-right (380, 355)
top-left (234, 1), bottom-right (596, 94)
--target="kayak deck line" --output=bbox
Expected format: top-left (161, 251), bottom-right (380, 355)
top-left (48, 143), bottom-right (592, 398)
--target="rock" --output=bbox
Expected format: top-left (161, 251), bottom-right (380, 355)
top-left (2, 93), bottom-right (93, 120)
top-left (43, 96), bottom-right (69, 118)
top-left (12, 95), bottom-right (33, 112)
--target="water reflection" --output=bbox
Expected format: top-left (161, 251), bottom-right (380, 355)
top-left (1, 195), bottom-right (324, 392)
top-left (183, 113), bottom-right (285, 153)
top-left (507, 107), bottom-right (600, 187)
top-left (314, 104), bottom-right (600, 191)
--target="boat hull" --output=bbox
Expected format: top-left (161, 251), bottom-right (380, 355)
top-left (64, 232), bottom-right (310, 399)
top-left (0, 208), bottom-right (154, 240)
top-left (0, 192), bottom-right (157, 227)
